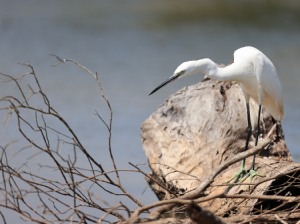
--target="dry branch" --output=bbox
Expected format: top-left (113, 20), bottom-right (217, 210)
top-left (0, 57), bottom-right (299, 224)
top-left (128, 135), bottom-right (271, 223)
top-left (0, 58), bottom-right (151, 223)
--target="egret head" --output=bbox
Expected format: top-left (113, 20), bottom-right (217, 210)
top-left (174, 61), bottom-right (198, 79)
top-left (149, 61), bottom-right (198, 95)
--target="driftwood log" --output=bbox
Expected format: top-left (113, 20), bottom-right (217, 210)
top-left (141, 67), bottom-right (299, 222)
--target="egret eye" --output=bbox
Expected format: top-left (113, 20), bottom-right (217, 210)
top-left (177, 70), bottom-right (185, 76)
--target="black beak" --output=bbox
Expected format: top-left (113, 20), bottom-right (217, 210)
top-left (149, 74), bottom-right (180, 96)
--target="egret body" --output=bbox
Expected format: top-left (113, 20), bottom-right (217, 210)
top-left (149, 46), bottom-right (284, 184)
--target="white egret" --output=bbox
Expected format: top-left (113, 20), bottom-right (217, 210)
top-left (149, 46), bottom-right (284, 184)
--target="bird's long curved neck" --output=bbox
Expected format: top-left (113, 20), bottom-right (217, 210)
top-left (194, 59), bottom-right (241, 82)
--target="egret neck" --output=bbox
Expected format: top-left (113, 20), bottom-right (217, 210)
top-left (191, 59), bottom-right (242, 82)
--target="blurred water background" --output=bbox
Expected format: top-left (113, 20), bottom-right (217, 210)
top-left (0, 0), bottom-right (299, 222)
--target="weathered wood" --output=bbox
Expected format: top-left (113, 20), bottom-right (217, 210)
top-left (202, 159), bottom-right (300, 216)
top-left (141, 74), bottom-right (296, 217)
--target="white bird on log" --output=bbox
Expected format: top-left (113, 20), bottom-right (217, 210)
top-left (149, 46), bottom-right (284, 184)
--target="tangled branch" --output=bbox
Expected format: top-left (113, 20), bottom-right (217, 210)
top-left (0, 57), bottom-right (299, 224)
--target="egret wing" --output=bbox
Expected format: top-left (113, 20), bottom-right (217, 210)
top-left (254, 53), bottom-right (284, 119)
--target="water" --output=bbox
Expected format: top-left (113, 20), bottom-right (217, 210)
top-left (0, 1), bottom-right (299, 222)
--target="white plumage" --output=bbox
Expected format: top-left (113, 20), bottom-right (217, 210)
top-left (149, 46), bottom-right (284, 184)
top-left (172, 46), bottom-right (284, 121)
top-left (233, 47), bottom-right (284, 121)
